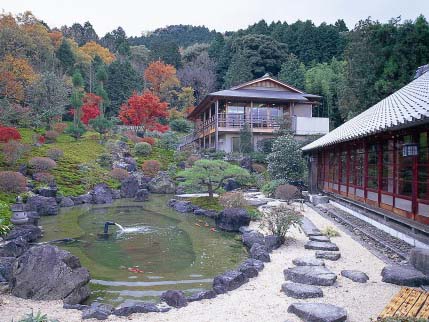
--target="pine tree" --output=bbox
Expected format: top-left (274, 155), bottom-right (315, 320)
top-left (224, 50), bottom-right (253, 88)
top-left (56, 40), bottom-right (75, 74)
top-left (278, 54), bottom-right (306, 90)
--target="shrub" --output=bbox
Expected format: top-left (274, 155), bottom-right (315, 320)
top-left (44, 130), bottom-right (59, 143)
top-left (46, 148), bottom-right (64, 161)
top-left (257, 138), bottom-right (274, 154)
top-left (0, 126), bottom-right (21, 142)
top-left (52, 122), bottom-right (68, 134)
top-left (267, 134), bottom-right (305, 181)
top-left (260, 204), bottom-right (302, 240)
top-left (322, 226), bottom-right (341, 237)
top-left (66, 123), bottom-right (86, 140)
top-left (219, 192), bottom-right (247, 208)
top-left (134, 142), bottom-right (152, 156)
top-left (0, 201), bottom-right (12, 236)
top-left (97, 153), bottom-right (113, 168)
top-left (0, 171), bottom-right (27, 193)
top-left (252, 163), bottom-right (266, 173)
top-left (28, 157), bottom-right (57, 172)
top-left (173, 150), bottom-right (192, 163)
top-left (33, 172), bottom-right (55, 185)
top-left (158, 131), bottom-right (179, 150)
top-left (275, 184), bottom-right (300, 203)
top-left (250, 152), bottom-right (267, 164)
top-left (38, 135), bottom-right (46, 144)
top-left (110, 168), bottom-right (129, 181)
top-left (17, 310), bottom-right (59, 322)
top-left (124, 131), bottom-right (142, 143)
top-left (142, 160), bottom-right (161, 177)
top-left (140, 137), bottom-right (156, 145)
top-left (261, 179), bottom-right (286, 197)
top-left (2, 140), bottom-right (30, 165)
top-left (186, 155), bottom-right (200, 167)
top-left (169, 118), bottom-right (192, 133)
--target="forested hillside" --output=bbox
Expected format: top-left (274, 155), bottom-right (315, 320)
top-left (1, 11), bottom-right (429, 129)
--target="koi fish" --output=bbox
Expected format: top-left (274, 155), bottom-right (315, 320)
top-left (195, 223), bottom-right (201, 227)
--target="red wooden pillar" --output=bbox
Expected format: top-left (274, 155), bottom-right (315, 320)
top-left (412, 133), bottom-right (419, 218)
top-left (364, 141), bottom-right (369, 199)
top-left (346, 146), bottom-right (351, 196)
top-left (378, 141), bottom-right (383, 206)
top-left (337, 147), bottom-right (342, 192)
top-left (393, 136), bottom-right (397, 209)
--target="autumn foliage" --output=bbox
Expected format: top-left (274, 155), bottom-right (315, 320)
top-left (144, 60), bottom-right (179, 95)
top-left (119, 92), bottom-right (169, 132)
top-left (0, 126), bottom-right (22, 142)
top-left (81, 93), bottom-right (102, 125)
top-left (142, 160), bottom-right (161, 177)
top-left (80, 41), bottom-right (115, 64)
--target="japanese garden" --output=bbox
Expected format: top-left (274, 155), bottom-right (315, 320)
top-left (0, 5), bottom-right (429, 322)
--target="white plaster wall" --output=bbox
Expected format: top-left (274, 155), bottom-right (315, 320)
top-left (292, 103), bottom-right (312, 117)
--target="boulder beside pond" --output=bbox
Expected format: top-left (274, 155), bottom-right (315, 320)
top-left (148, 172), bottom-right (175, 194)
top-left (120, 176), bottom-right (139, 198)
top-left (215, 208), bottom-right (250, 232)
top-left (10, 245), bottom-right (90, 304)
top-left (26, 195), bottom-right (59, 216)
top-left (91, 183), bottom-right (113, 204)
top-left (213, 270), bottom-right (248, 294)
top-left (160, 290), bottom-right (188, 308)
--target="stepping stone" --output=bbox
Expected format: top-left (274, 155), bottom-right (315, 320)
top-left (341, 270), bottom-right (369, 283)
top-left (288, 303), bottom-right (347, 322)
top-left (281, 282), bottom-right (323, 299)
top-left (305, 241), bottom-right (339, 251)
top-left (284, 266), bottom-right (337, 286)
top-left (381, 265), bottom-right (429, 287)
top-left (292, 257), bottom-right (325, 267)
top-left (309, 235), bottom-right (330, 242)
top-left (316, 251), bottom-right (341, 261)
top-left (301, 217), bottom-right (323, 236)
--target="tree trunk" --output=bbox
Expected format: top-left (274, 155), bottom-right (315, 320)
top-left (207, 183), bottom-right (213, 198)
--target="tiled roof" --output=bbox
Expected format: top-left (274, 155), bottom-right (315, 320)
top-left (207, 89), bottom-right (314, 101)
top-left (302, 70), bottom-right (429, 151)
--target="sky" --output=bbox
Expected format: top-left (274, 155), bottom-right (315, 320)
top-left (1, 0), bottom-right (428, 37)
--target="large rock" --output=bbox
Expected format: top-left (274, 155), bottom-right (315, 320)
top-left (71, 194), bottom-right (92, 205)
top-left (134, 189), bottom-right (149, 202)
top-left (26, 195), bottom-right (59, 216)
top-left (305, 241), bottom-right (339, 251)
top-left (193, 208), bottom-right (219, 218)
top-left (0, 237), bottom-right (29, 257)
top-left (120, 176), bottom-right (139, 198)
top-left (187, 290), bottom-right (217, 302)
top-left (238, 258), bottom-right (265, 278)
top-left (172, 200), bottom-right (195, 213)
top-left (223, 178), bottom-right (240, 191)
top-left (341, 270), bottom-right (369, 283)
top-left (0, 257), bottom-right (15, 283)
top-left (38, 187), bottom-right (57, 198)
top-left (293, 257), bottom-right (325, 267)
top-left (124, 157), bottom-right (137, 172)
top-left (215, 208), bottom-right (250, 232)
top-left (410, 248), bottom-right (429, 275)
top-left (249, 243), bottom-right (270, 262)
top-left (281, 282), bottom-right (323, 299)
top-left (242, 231), bottom-right (265, 249)
top-left (288, 303), bottom-right (347, 322)
top-left (316, 251), bottom-right (341, 261)
top-left (264, 235), bottom-right (283, 252)
top-left (5, 225), bottom-right (42, 242)
top-left (59, 197), bottom-right (74, 207)
top-left (301, 218), bottom-right (323, 236)
top-left (11, 245), bottom-right (90, 304)
top-left (381, 265), bottom-right (429, 287)
top-left (284, 266), bottom-right (337, 286)
top-left (113, 302), bottom-right (160, 316)
top-left (91, 183), bottom-right (113, 204)
top-left (213, 270), bottom-right (248, 294)
top-left (82, 302), bottom-right (113, 320)
top-left (310, 195), bottom-right (330, 206)
top-left (160, 290), bottom-right (188, 308)
top-left (148, 172), bottom-right (175, 194)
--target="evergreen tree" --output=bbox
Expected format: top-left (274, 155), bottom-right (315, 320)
top-left (278, 54), bottom-right (307, 90)
top-left (239, 122), bottom-right (253, 154)
top-left (224, 50), bottom-right (253, 88)
top-left (56, 39), bottom-right (75, 74)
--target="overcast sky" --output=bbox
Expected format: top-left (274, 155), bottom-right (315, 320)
top-left (2, 0), bottom-right (428, 37)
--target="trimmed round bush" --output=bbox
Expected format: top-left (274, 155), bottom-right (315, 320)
top-left (52, 122), bottom-right (68, 134)
top-left (0, 126), bottom-right (21, 142)
top-left (28, 157), bottom-right (57, 172)
top-left (46, 148), bottom-right (64, 161)
top-left (219, 192), bottom-right (247, 209)
top-left (274, 184), bottom-right (300, 203)
top-left (44, 130), bottom-right (59, 143)
top-left (142, 160), bottom-right (160, 177)
top-left (140, 137), bottom-right (156, 145)
top-left (110, 168), bottom-right (130, 181)
top-left (33, 172), bottom-right (55, 185)
top-left (0, 171), bottom-right (27, 193)
top-left (134, 142), bottom-right (152, 156)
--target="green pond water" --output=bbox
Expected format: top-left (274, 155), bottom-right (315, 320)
top-left (40, 195), bottom-right (247, 306)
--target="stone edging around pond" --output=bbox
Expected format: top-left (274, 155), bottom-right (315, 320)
top-left (66, 199), bottom-right (284, 320)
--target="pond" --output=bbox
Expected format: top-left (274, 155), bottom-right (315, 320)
top-left (40, 195), bottom-right (247, 306)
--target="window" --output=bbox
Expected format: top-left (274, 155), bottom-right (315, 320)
top-left (367, 144), bottom-right (378, 189)
top-left (396, 135), bottom-right (413, 197)
top-left (349, 149), bottom-right (355, 185)
top-left (226, 104), bottom-right (245, 126)
top-left (382, 140), bottom-right (394, 193)
top-left (340, 150), bottom-right (347, 184)
top-left (355, 146), bottom-right (364, 187)
top-left (418, 132), bottom-right (429, 200)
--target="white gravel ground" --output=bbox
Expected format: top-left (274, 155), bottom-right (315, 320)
top-left (0, 203), bottom-right (400, 322)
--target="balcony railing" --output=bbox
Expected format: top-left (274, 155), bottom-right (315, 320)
top-left (217, 113), bottom-right (280, 128)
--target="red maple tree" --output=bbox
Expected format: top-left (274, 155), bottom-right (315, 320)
top-left (81, 93), bottom-right (101, 125)
top-left (119, 91), bottom-right (169, 133)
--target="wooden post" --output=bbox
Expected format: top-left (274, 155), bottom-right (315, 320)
top-left (364, 141), bottom-right (369, 199)
top-left (378, 141), bottom-right (383, 206)
top-left (346, 146), bottom-right (351, 196)
top-left (215, 100), bottom-right (219, 150)
top-left (412, 132), bottom-right (419, 218)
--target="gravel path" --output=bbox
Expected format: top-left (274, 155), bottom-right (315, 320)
top-left (0, 204), bottom-right (400, 322)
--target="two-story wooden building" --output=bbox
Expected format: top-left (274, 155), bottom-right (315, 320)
top-left (180, 74), bottom-right (330, 152)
